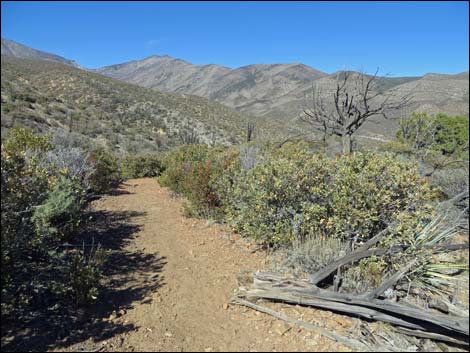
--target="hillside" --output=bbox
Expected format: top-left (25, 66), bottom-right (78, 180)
top-left (0, 56), bottom-right (258, 153)
top-left (96, 56), bottom-right (328, 118)
top-left (3, 38), bottom-right (467, 145)
top-left (1, 38), bottom-right (83, 69)
top-left (96, 55), bottom-right (469, 130)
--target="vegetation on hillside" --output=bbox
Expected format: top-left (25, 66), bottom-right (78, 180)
top-left (1, 55), bottom-right (468, 351)
top-left (158, 112), bottom-right (468, 297)
top-left (1, 56), bottom-right (253, 154)
top-left (0, 127), bottom-right (160, 329)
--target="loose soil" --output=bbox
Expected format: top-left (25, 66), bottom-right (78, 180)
top-left (49, 179), bottom-right (355, 351)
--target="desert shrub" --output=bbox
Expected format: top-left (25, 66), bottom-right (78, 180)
top-left (220, 143), bottom-right (438, 247)
top-left (158, 144), bottom-right (237, 217)
top-left (433, 114), bottom-right (469, 157)
top-left (271, 235), bottom-right (348, 276)
top-left (67, 246), bottom-right (105, 306)
top-left (88, 147), bottom-right (121, 194)
top-left (1, 128), bottom-right (103, 322)
top-left (159, 144), bottom-right (211, 194)
top-left (120, 154), bottom-right (162, 179)
top-left (397, 112), bottom-right (469, 158)
top-left (379, 139), bottom-right (413, 154)
top-left (32, 175), bottom-right (85, 241)
top-left (38, 130), bottom-right (96, 191)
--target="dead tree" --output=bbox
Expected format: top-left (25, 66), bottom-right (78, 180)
top-left (246, 121), bottom-right (256, 142)
top-left (300, 69), bottom-right (412, 154)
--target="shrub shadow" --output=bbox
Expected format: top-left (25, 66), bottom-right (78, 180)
top-left (1, 201), bottom-right (166, 352)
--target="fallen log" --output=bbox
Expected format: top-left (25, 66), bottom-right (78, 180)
top-left (308, 242), bottom-right (469, 285)
top-left (230, 297), bottom-right (373, 351)
top-left (236, 272), bottom-right (470, 338)
top-left (395, 327), bottom-right (469, 346)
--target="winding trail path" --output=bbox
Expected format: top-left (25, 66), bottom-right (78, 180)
top-left (65, 178), bottom-right (350, 352)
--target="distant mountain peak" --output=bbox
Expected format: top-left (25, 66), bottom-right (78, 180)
top-left (1, 38), bottom-right (83, 69)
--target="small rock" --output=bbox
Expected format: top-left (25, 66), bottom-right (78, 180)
top-left (223, 303), bottom-right (229, 310)
top-left (306, 339), bottom-right (317, 347)
top-left (164, 331), bottom-right (172, 337)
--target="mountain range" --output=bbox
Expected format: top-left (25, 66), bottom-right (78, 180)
top-left (95, 56), bottom-right (469, 124)
top-left (2, 38), bottom-right (469, 145)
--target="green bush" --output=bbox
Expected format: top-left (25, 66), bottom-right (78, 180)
top-left (67, 247), bottom-right (104, 306)
top-left (1, 128), bottom-right (103, 321)
top-left (32, 175), bottom-right (85, 242)
top-left (158, 144), bottom-right (237, 217)
top-left (88, 147), bottom-right (121, 193)
top-left (219, 143), bottom-right (438, 246)
top-left (397, 112), bottom-right (469, 158)
top-left (158, 144), bottom-right (211, 195)
top-left (120, 154), bottom-right (162, 179)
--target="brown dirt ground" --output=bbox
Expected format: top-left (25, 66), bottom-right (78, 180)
top-left (54, 178), bottom-right (357, 352)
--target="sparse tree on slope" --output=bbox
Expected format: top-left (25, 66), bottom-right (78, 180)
top-left (300, 69), bottom-right (412, 154)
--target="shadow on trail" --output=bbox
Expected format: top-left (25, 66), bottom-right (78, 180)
top-left (1, 190), bottom-right (167, 352)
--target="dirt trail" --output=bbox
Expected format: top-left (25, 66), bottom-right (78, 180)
top-left (63, 179), bottom-right (351, 352)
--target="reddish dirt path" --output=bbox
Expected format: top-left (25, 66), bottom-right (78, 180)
top-left (61, 179), bottom-right (351, 352)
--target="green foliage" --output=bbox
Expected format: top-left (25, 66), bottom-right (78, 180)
top-left (433, 113), bottom-right (469, 157)
top-left (1, 128), bottom-right (103, 322)
top-left (68, 247), bottom-right (104, 306)
top-left (159, 141), bottom-right (438, 248)
top-left (220, 144), bottom-right (436, 246)
top-left (397, 112), bottom-right (469, 158)
top-left (32, 176), bottom-right (85, 241)
top-left (88, 147), bottom-right (121, 194)
top-left (158, 144), bottom-right (237, 217)
top-left (120, 154), bottom-right (162, 179)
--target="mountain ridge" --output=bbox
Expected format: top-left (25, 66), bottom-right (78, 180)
top-left (1, 38), bottom-right (83, 69)
top-left (1, 38), bottom-right (468, 142)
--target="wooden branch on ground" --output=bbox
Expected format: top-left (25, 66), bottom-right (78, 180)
top-left (308, 242), bottom-right (469, 286)
top-left (234, 271), bottom-right (470, 342)
top-left (363, 259), bottom-right (418, 299)
top-left (308, 248), bottom-right (388, 285)
top-left (395, 327), bottom-right (469, 346)
top-left (230, 297), bottom-right (373, 352)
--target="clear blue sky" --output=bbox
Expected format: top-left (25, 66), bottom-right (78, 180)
top-left (1, 1), bottom-right (468, 76)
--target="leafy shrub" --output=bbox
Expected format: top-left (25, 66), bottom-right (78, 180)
top-left (158, 144), bottom-right (237, 217)
top-left (219, 143), bottom-right (438, 246)
top-left (158, 144), bottom-right (211, 195)
top-left (38, 130), bottom-right (96, 191)
top-left (32, 176), bottom-right (85, 241)
top-left (67, 246), bottom-right (104, 306)
top-left (397, 112), bottom-right (469, 158)
top-left (120, 154), bottom-right (162, 179)
top-left (1, 128), bottom-right (103, 322)
top-left (433, 114), bottom-right (469, 157)
top-left (88, 147), bottom-right (121, 194)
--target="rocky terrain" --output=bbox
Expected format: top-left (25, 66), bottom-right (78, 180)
top-left (96, 55), bottom-right (469, 126)
top-left (2, 38), bottom-right (83, 69)
top-left (1, 38), bottom-right (468, 145)
top-left (1, 56), bottom-right (256, 153)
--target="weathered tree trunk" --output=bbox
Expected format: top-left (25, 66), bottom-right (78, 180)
top-left (342, 134), bottom-right (352, 154)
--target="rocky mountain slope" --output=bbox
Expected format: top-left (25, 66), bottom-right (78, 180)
top-left (1, 38), bottom-right (83, 69)
top-left (1, 56), bottom-right (256, 153)
top-left (2, 39), bottom-right (468, 146)
top-left (96, 57), bottom-right (327, 117)
top-left (96, 55), bottom-right (469, 125)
